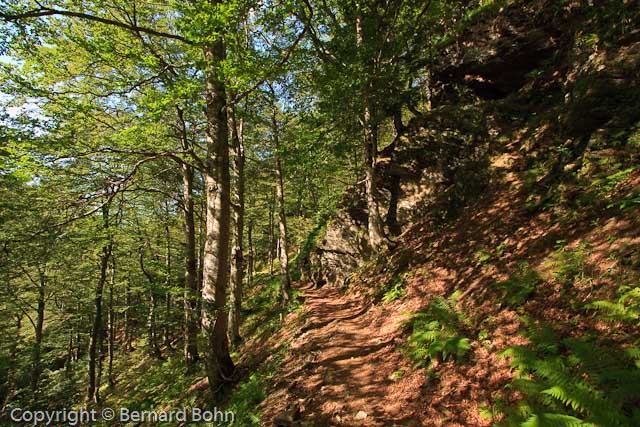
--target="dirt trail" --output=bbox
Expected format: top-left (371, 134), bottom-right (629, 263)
top-left (261, 283), bottom-right (425, 427)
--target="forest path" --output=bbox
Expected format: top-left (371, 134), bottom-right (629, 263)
top-left (262, 282), bottom-right (424, 427)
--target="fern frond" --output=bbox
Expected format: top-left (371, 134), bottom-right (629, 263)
top-left (521, 413), bottom-right (588, 427)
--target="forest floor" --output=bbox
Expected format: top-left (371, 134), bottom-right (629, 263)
top-left (260, 282), bottom-right (425, 427)
top-left (252, 152), bottom-right (640, 426)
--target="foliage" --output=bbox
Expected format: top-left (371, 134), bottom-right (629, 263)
top-left (405, 291), bottom-right (472, 367)
top-left (585, 285), bottom-right (640, 326)
top-left (377, 272), bottom-right (408, 303)
top-left (290, 219), bottom-right (327, 282)
top-left (219, 373), bottom-right (266, 427)
top-left (552, 242), bottom-right (590, 287)
top-left (495, 262), bottom-right (543, 307)
top-left (499, 320), bottom-right (640, 427)
top-left (382, 279), bottom-right (407, 303)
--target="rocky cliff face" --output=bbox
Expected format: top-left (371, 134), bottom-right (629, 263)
top-left (311, 0), bottom-right (640, 286)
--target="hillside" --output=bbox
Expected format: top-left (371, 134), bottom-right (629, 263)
top-left (1, 1), bottom-right (639, 427)
top-left (248, 2), bottom-right (640, 426)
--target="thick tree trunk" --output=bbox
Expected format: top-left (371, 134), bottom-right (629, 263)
top-left (95, 339), bottom-right (105, 404)
top-left (201, 25), bottom-right (235, 396)
top-left (30, 270), bottom-right (46, 396)
top-left (275, 152), bottom-right (291, 307)
top-left (87, 204), bottom-right (112, 403)
top-left (270, 98), bottom-right (291, 306)
top-left (177, 106), bottom-right (199, 368)
top-left (228, 106), bottom-right (245, 345)
top-left (356, 14), bottom-right (386, 251)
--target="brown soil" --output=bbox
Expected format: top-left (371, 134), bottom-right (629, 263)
top-left (260, 283), bottom-right (426, 427)
top-left (256, 159), bottom-right (639, 427)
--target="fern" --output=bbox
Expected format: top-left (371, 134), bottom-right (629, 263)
top-left (552, 243), bottom-right (590, 286)
top-left (521, 413), bottom-right (591, 427)
top-left (499, 320), bottom-right (640, 427)
top-left (406, 292), bottom-right (472, 366)
top-left (585, 285), bottom-right (640, 325)
top-left (495, 262), bottom-right (543, 306)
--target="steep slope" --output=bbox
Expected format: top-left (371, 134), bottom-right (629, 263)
top-left (255, 2), bottom-right (640, 426)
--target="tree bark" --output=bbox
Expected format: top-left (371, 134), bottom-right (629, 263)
top-left (87, 204), bottom-right (112, 403)
top-left (146, 289), bottom-right (162, 359)
top-left (228, 106), bottom-right (245, 345)
top-left (356, 13), bottom-right (386, 251)
top-left (140, 249), bottom-right (163, 360)
top-left (197, 193), bottom-right (205, 333)
top-left (107, 257), bottom-right (116, 388)
top-left (247, 220), bottom-right (254, 289)
top-left (74, 305), bottom-right (82, 361)
top-left (177, 106), bottom-right (200, 369)
top-left (164, 214), bottom-right (173, 350)
top-left (201, 18), bottom-right (235, 396)
top-left (270, 96), bottom-right (291, 306)
top-left (268, 189), bottom-right (275, 275)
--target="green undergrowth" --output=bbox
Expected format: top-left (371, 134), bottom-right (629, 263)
top-left (495, 262), bottom-right (543, 307)
top-left (101, 350), bottom-right (206, 420)
top-left (404, 291), bottom-right (473, 367)
top-left (217, 346), bottom-right (288, 427)
top-left (487, 227), bottom-right (640, 427)
top-left (497, 318), bottom-right (640, 427)
top-left (75, 272), bottom-right (299, 427)
top-left (379, 271), bottom-right (409, 303)
top-left (290, 219), bottom-right (327, 282)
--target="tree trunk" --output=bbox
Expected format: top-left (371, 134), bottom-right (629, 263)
top-left (87, 204), bottom-right (112, 403)
top-left (107, 257), bottom-right (116, 388)
top-left (247, 220), bottom-right (254, 289)
top-left (228, 106), bottom-right (245, 345)
top-left (30, 269), bottom-right (46, 396)
top-left (123, 277), bottom-right (134, 352)
top-left (164, 215), bottom-right (173, 350)
top-left (146, 288), bottom-right (162, 359)
top-left (140, 250), bottom-right (163, 359)
top-left (95, 338), bottom-right (105, 404)
top-left (176, 106), bottom-right (200, 369)
top-left (74, 307), bottom-right (82, 361)
top-left (201, 23), bottom-right (235, 396)
top-left (268, 189), bottom-right (275, 275)
top-left (271, 104), bottom-right (291, 306)
top-left (197, 194), bottom-right (205, 333)
top-left (356, 14), bottom-right (386, 251)
top-left (65, 328), bottom-right (73, 375)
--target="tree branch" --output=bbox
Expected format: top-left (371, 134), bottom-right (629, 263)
top-left (0, 6), bottom-right (194, 45)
